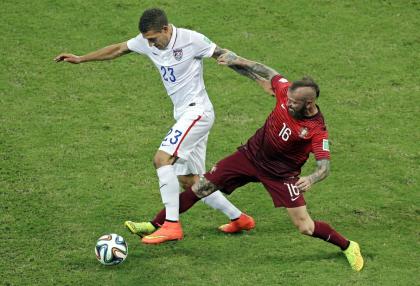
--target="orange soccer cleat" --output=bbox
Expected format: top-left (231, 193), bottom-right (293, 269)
top-left (141, 221), bottom-right (183, 244)
top-left (218, 213), bottom-right (255, 233)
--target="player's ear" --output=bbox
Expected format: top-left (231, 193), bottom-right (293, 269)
top-left (162, 25), bottom-right (169, 33)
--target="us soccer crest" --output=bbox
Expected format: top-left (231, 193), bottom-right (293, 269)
top-left (173, 49), bottom-right (183, 61)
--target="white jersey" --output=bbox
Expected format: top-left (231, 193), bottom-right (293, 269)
top-left (127, 25), bottom-right (216, 120)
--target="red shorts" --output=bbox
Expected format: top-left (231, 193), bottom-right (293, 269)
top-left (204, 150), bottom-right (306, 208)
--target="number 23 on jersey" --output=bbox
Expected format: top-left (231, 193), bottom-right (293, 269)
top-left (160, 66), bottom-right (176, 82)
top-left (161, 128), bottom-right (183, 146)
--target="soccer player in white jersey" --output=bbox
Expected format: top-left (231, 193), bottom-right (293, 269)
top-left (54, 8), bottom-right (255, 244)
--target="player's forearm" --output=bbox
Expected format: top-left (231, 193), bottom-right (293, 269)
top-left (308, 159), bottom-right (330, 184)
top-left (218, 50), bottom-right (279, 81)
top-left (235, 57), bottom-right (279, 81)
top-left (79, 43), bottom-right (128, 63)
top-left (228, 65), bottom-right (260, 80)
top-left (213, 46), bottom-right (259, 80)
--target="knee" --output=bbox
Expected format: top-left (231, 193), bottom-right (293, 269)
top-left (153, 151), bottom-right (174, 169)
top-left (293, 218), bottom-right (314, 236)
top-left (179, 181), bottom-right (190, 190)
top-left (178, 175), bottom-right (198, 190)
top-left (179, 179), bottom-right (193, 190)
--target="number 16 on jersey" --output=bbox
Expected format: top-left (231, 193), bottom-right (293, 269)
top-left (279, 122), bottom-right (291, 141)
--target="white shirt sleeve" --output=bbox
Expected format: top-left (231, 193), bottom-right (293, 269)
top-left (126, 34), bottom-right (148, 55)
top-left (190, 31), bottom-right (217, 58)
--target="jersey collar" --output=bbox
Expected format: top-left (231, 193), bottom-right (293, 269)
top-left (302, 105), bottom-right (321, 120)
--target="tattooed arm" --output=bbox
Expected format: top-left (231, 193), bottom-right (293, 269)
top-left (216, 51), bottom-right (278, 95)
top-left (295, 159), bottom-right (330, 192)
top-left (217, 51), bottom-right (279, 81)
top-left (191, 176), bottom-right (219, 199)
top-left (212, 46), bottom-right (260, 80)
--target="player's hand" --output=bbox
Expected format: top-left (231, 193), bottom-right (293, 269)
top-left (296, 176), bottom-right (313, 192)
top-left (217, 51), bottom-right (239, 66)
top-left (54, 53), bottom-right (82, 64)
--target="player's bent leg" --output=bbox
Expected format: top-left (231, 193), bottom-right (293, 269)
top-left (202, 191), bottom-right (241, 219)
top-left (153, 150), bottom-right (177, 169)
top-left (287, 206), bottom-right (364, 271)
top-left (178, 174), bottom-right (252, 232)
top-left (286, 206), bottom-right (315, 235)
top-left (123, 151), bottom-right (179, 241)
top-left (178, 174), bottom-right (198, 190)
top-left (151, 186), bottom-right (201, 226)
top-left (153, 151), bottom-right (180, 222)
top-left (191, 176), bottom-right (219, 198)
top-left (142, 150), bottom-right (183, 244)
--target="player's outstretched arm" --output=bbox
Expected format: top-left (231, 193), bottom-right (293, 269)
top-left (296, 159), bottom-right (330, 192)
top-left (54, 42), bottom-right (131, 64)
top-left (212, 46), bottom-right (261, 81)
top-left (218, 52), bottom-right (279, 81)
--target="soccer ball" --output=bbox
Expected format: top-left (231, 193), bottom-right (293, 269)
top-left (95, 233), bottom-right (128, 266)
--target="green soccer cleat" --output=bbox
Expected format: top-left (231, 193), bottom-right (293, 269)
top-left (343, 241), bottom-right (364, 271)
top-left (124, 221), bottom-right (157, 238)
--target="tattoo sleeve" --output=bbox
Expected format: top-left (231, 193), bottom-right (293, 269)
top-left (245, 62), bottom-right (278, 80)
top-left (308, 159), bottom-right (330, 184)
top-left (212, 46), bottom-right (226, 58)
top-left (212, 46), bottom-right (260, 80)
top-left (191, 177), bottom-right (219, 198)
top-left (228, 65), bottom-right (260, 80)
top-left (214, 48), bottom-right (279, 80)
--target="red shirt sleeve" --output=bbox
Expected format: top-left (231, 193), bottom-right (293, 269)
top-left (271, 74), bottom-right (290, 102)
top-left (311, 129), bottom-right (330, 160)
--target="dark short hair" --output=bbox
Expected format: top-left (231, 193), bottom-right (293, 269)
top-left (139, 8), bottom-right (168, 33)
top-left (290, 76), bottom-right (320, 98)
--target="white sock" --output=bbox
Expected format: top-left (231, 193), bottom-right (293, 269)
top-left (201, 191), bottom-right (242, 220)
top-left (157, 165), bottom-right (180, 221)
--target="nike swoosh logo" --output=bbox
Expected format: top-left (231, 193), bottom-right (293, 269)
top-left (152, 52), bottom-right (158, 55)
top-left (291, 196), bottom-right (300, 202)
top-left (281, 104), bottom-right (286, 110)
top-left (159, 184), bottom-right (167, 189)
top-left (144, 235), bottom-right (167, 239)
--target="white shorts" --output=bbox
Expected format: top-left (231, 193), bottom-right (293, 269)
top-left (159, 108), bottom-right (215, 176)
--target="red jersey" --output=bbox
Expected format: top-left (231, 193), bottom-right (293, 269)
top-left (240, 74), bottom-right (330, 178)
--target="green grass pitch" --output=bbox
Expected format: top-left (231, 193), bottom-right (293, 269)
top-left (1, 0), bottom-right (419, 285)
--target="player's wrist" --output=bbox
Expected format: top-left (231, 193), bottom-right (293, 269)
top-left (308, 175), bottom-right (315, 185)
top-left (225, 51), bottom-right (238, 65)
top-left (77, 55), bottom-right (85, 63)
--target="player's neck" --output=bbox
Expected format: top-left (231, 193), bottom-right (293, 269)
top-left (168, 24), bottom-right (173, 37)
top-left (304, 105), bottom-right (318, 118)
top-left (162, 24), bottom-right (173, 50)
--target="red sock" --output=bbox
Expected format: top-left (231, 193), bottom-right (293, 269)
top-left (152, 187), bottom-right (200, 226)
top-left (312, 221), bottom-right (350, 250)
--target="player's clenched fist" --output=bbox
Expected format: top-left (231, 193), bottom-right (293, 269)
top-left (54, 53), bottom-right (82, 64)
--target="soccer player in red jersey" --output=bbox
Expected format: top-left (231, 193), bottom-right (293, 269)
top-left (139, 52), bottom-right (364, 271)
